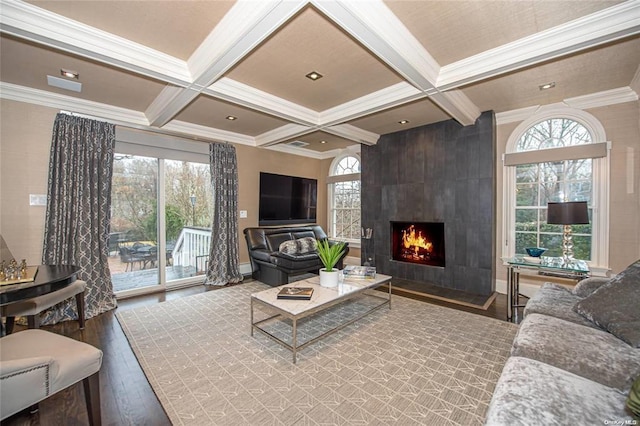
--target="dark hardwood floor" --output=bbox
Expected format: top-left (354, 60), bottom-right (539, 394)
top-left (1, 282), bottom-right (518, 426)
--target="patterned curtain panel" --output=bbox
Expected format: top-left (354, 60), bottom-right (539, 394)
top-left (205, 143), bottom-right (243, 286)
top-left (40, 113), bottom-right (117, 325)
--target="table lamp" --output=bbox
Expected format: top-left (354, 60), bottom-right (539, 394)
top-left (547, 201), bottom-right (589, 263)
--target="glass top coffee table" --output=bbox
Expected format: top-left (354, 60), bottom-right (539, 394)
top-left (250, 273), bottom-right (392, 363)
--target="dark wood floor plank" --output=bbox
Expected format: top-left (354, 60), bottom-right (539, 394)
top-left (1, 282), bottom-right (515, 425)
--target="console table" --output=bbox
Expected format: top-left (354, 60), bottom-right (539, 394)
top-left (506, 257), bottom-right (589, 323)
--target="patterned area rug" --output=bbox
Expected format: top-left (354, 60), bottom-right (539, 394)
top-left (116, 282), bottom-right (518, 425)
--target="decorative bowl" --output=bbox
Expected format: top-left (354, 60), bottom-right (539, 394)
top-left (525, 247), bottom-right (547, 257)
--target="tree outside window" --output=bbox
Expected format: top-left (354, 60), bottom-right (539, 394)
top-left (513, 118), bottom-right (593, 260)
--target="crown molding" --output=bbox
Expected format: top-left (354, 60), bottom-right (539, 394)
top-left (0, 82), bottom-right (150, 125)
top-left (319, 82), bottom-right (423, 126)
top-left (495, 106), bottom-right (541, 126)
top-left (564, 87), bottom-right (638, 110)
top-left (495, 86), bottom-right (639, 125)
top-left (206, 78), bottom-right (318, 126)
top-left (437, 1), bottom-right (640, 90)
top-left (0, 0), bottom-right (191, 85)
top-left (323, 124), bottom-right (379, 146)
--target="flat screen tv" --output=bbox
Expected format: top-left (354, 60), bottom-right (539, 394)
top-left (259, 172), bottom-right (317, 226)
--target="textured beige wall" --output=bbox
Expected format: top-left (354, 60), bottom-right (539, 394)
top-left (0, 100), bottom-right (56, 264)
top-left (495, 101), bottom-right (640, 281)
top-left (0, 99), bottom-right (327, 266)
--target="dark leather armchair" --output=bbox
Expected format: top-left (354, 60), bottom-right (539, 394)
top-left (244, 225), bottom-right (349, 286)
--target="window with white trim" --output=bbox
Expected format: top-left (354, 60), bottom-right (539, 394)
top-left (503, 109), bottom-right (609, 270)
top-left (328, 154), bottom-right (361, 242)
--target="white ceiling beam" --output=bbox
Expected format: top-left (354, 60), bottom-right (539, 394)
top-left (429, 89), bottom-right (482, 126)
top-left (254, 123), bottom-right (317, 147)
top-left (312, 0), bottom-right (480, 126)
top-left (161, 120), bottom-right (255, 146)
top-left (0, 0), bottom-right (192, 85)
top-left (205, 78), bottom-right (319, 126)
top-left (319, 82), bottom-right (423, 126)
top-left (437, 1), bottom-right (640, 90)
top-left (323, 124), bottom-right (379, 146)
top-left (312, 0), bottom-right (439, 90)
top-left (146, 0), bottom-right (307, 127)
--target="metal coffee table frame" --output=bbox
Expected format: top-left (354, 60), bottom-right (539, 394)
top-left (250, 275), bottom-right (392, 363)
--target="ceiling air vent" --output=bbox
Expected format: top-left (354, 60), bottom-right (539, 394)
top-left (286, 141), bottom-right (309, 148)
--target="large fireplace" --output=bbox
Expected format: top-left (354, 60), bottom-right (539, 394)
top-left (391, 221), bottom-right (446, 268)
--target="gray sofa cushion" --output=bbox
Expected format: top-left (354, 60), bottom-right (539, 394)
top-left (512, 314), bottom-right (640, 392)
top-left (572, 276), bottom-right (611, 298)
top-left (523, 282), bottom-right (598, 329)
top-left (574, 259), bottom-right (640, 347)
top-left (485, 357), bottom-right (634, 425)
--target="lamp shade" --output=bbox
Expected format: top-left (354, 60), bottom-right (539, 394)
top-left (547, 201), bottom-right (589, 225)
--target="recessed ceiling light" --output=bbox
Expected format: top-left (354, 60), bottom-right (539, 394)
top-left (398, 120), bottom-right (410, 124)
top-left (320, 140), bottom-right (327, 144)
top-left (226, 116), bottom-right (237, 121)
top-left (305, 71), bottom-right (323, 81)
top-left (539, 82), bottom-right (556, 90)
top-left (60, 69), bottom-right (79, 79)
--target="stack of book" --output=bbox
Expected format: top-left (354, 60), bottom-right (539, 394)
top-left (277, 287), bottom-right (314, 300)
top-left (342, 265), bottom-right (376, 279)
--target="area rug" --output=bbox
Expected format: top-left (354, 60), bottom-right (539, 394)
top-left (116, 282), bottom-right (518, 425)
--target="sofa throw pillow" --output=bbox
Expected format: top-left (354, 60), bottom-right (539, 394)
top-left (628, 375), bottom-right (640, 419)
top-left (573, 259), bottom-right (640, 347)
top-left (572, 277), bottom-right (611, 298)
top-left (279, 237), bottom-right (317, 255)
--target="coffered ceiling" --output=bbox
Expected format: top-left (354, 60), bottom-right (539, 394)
top-left (1, 0), bottom-right (639, 158)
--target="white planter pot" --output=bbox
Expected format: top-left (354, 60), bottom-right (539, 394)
top-left (319, 268), bottom-right (339, 288)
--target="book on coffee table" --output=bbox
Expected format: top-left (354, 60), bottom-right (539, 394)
top-left (277, 287), bottom-right (314, 300)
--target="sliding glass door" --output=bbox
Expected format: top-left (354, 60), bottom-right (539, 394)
top-left (109, 154), bottom-right (213, 296)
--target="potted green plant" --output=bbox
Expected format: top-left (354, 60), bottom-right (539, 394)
top-left (316, 239), bottom-right (346, 288)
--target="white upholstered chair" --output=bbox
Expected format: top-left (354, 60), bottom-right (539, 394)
top-left (1, 280), bottom-right (87, 334)
top-left (0, 329), bottom-right (102, 425)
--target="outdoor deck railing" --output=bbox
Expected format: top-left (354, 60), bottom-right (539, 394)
top-left (173, 227), bottom-right (211, 270)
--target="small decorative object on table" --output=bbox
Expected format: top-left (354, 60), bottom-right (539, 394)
top-left (0, 258), bottom-right (38, 285)
top-left (316, 239), bottom-right (346, 288)
top-left (343, 265), bottom-right (377, 279)
top-left (277, 287), bottom-right (314, 300)
top-left (525, 247), bottom-right (547, 257)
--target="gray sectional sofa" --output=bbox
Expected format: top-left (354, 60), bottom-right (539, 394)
top-left (485, 260), bottom-right (640, 425)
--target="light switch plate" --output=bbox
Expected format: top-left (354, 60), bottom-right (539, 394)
top-left (29, 194), bottom-right (47, 206)
top-left (239, 210), bottom-right (247, 218)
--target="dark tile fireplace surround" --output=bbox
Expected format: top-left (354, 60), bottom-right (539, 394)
top-left (361, 111), bottom-right (496, 296)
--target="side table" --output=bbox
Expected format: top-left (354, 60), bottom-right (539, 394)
top-left (506, 257), bottom-right (589, 323)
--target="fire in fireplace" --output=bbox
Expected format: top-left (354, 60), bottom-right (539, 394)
top-left (391, 221), bottom-right (446, 267)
